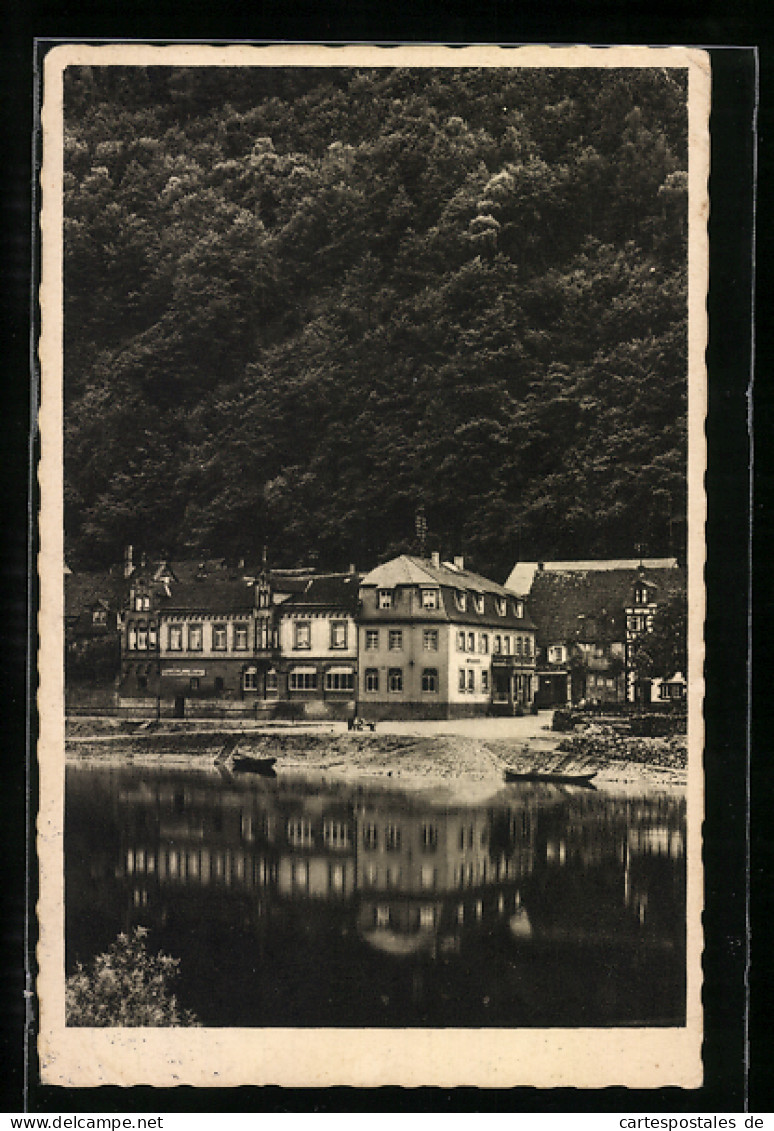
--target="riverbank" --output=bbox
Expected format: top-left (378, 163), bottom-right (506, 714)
top-left (65, 714), bottom-right (687, 789)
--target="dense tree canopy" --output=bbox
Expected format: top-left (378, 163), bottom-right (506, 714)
top-left (63, 65), bottom-right (688, 578)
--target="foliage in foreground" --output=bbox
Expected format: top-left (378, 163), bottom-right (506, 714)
top-left (66, 926), bottom-right (200, 1027)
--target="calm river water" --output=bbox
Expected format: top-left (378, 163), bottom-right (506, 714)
top-left (66, 763), bottom-right (686, 1028)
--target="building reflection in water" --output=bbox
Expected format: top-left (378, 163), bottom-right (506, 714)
top-left (66, 764), bottom-right (686, 1028)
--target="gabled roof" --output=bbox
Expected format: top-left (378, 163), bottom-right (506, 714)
top-left (526, 566), bottom-right (686, 647)
top-left (505, 558), bottom-right (680, 596)
top-left (281, 572), bottom-right (362, 610)
top-left (64, 571), bottom-right (126, 617)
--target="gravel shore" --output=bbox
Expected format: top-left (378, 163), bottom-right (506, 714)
top-left (65, 716), bottom-right (687, 790)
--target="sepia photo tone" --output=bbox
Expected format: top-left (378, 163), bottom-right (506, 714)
top-left (38, 43), bottom-right (709, 1088)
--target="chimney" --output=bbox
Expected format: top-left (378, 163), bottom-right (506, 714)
top-left (349, 563), bottom-right (356, 574)
top-left (431, 551), bottom-right (440, 570)
top-left (124, 544), bottom-right (134, 579)
top-left (454, 555), bottom-right (464, 571)
top-left (537, 561), bottom-right (544, 571)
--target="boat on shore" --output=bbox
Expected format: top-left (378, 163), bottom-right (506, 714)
top-left (504, 768), bottom-right (597, 787)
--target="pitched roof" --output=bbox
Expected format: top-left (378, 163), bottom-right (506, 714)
top-left (526, 566), bottom-right (686, 646)
top-left (158, 579), bottom-right (256, 615)
top-left (505, 558), bottom-right (680, 595)
top-left (362, 555), bottom-right (518, 598)
top-left (281, 572), bottom-right (362, 610)
top-left (64, 571), bottom-right (126, 616)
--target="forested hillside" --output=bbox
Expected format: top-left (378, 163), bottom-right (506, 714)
top-left (63, 65), bottom-right (688, 579)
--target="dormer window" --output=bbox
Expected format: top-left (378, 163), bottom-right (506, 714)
top-left (455, 590), bottom-right (467, 612)
top-left (473, 594), bottom-right (484, 615)
top-left (496, 597), bottom-right (507, 616)
top-left (378, 589), bottom-right (393, 609)
top-left (421, 588), bottom-right (438, 609)
top-left (514, 600), bottom-right (524, 618)
top-left (92, 609), bottom-right (107, 627)
top-left (634, 585), bottom-right (649, 605)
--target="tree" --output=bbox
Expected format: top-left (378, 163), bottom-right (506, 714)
top-left (66, 927), bottom-right (200, 1026)
top-left (629, 593), bottom-right (687, 682)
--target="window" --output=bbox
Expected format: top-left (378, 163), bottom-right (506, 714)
top-left (421, 823), bottom-right (438, 851)
top-left (188, 624), bottom-right (202, 651)
top-left (481, 670), bottom-right (489, 692)
top-left (388, 668), bottom-right (403, 693)
top-left (213, 624), bottom-right (227, 651)
top-left (137, 674), bottom-right (147, 690)
top-left (289, 668), bottom-right (317, 691)
top-left (421, 668), bottom-right (438, 693)
top-left (467, 669), bottom-right (475, 692)
top-left (457, 630), bottom-right (466, 652)
top-left (243, 667), bottom-right (258, 692)
top-left (423, 628), bottom-right (438, 651)
top-left (503, 635), bottom-right (511, 655)
top-left (134, 595), bottom-right (143, 612)
top-left (419, 906), bottom-right (436, 928)
top-left (629, 615), bottom-right (645, 634)
top-left (365, 629), bottom-right (379, 650)
top-left (388, 629), bottom-right (403, 651)
top-left (467, 631), bottom-right (475, 652)
top-left (325, 669), bottom-right (355, 692)
top-left (148, 624), bottom-right (157, 648)
top-left (634, 586), bottom-right (649, 605)
top-left (287, 819), bottom-right (313, 847)
top-left (364, 865), bottom-right (378, 886)
top-left (385, 825), bottom-right (401, 851)
top-left (136, 626), bottom-right (148, 650)
top-left (92, 608), bottom-right (107, 626)
top-left (548, 645), bottom-right (564, 664)
top-left (420, 864), bottom-right (438, 890)
top-left (190, 677), bottom-right (199, 691)
top-left (378, 589), bottom-right (393, 609)
top-left (473, 594), bottom-right (484, 614)
top-left (496, 597), bottom-right (507, 616)
top-left (234, 624), bottom-right (248, 650)
top-left (480, 633), bottom-right (489, 654)
top-left (265, 669), bottom-right (278, 694)
top-left (421, 588), bottom-right (438, 609)
top-left (330, 621), bottom-right (348, 649)
top-left (455, 590), bottom-right (467, 612)
top-left (324, 821), bottom-right (351, 849)
top-left (363, 823), bottom-right (378, 850)
top-left (525, 637), bottom-right (532, 657)
top-left (493, 635), bottom-right (502, 654)
top-left (375, 905), bottom-right (390, 928)
top-left (459, 669), bottom-right (466, 692)
top-left (514, 600), bottom-right (524, 618)
top-left (364, 668), bottom-right (379, 693)
top-left (293, 620), bottom-right (311, 649)
top-left (516, 636), bottom-right (523, 656)
top-left (214, 677), bottom-right (224, 693)
top-left (169, 625), bottom-right (183, 651)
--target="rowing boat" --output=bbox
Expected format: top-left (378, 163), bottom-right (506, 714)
top-left (504, 769), bottom-right (596, 786)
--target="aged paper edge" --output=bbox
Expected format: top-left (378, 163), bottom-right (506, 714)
top-left (37, 41), bottom-right (709, 1090)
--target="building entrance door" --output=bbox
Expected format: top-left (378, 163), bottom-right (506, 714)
top-left (174, 695), bottom-right (185, 718)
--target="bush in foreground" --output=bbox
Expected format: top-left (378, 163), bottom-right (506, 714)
top-left (66, 926), bottom-right (200, 1027)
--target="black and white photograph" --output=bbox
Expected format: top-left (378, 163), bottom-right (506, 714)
top-left (37, 43), bottom-right (708, 1088)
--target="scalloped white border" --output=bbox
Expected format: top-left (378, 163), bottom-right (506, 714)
top-left (38, 42), bottom-right (708, 1089)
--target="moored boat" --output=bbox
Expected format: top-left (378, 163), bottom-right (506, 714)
top-left (504, 768), bottom-right (596, 787)
top-left (230, 755), bottom-right (278, 776)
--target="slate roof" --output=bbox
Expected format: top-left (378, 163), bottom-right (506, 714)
top-left (505, 558), bottom-right (680, 596)
top-left (526, 566), bottom-right (686, 648)
top-left (362, 555), bottom-right (520, 598)
top-left (360, 555), bottom-right (536, 630)
top-left (281, 572), bottom-right (362, 610)
top-left (65, 571), bottom-right (126, 617)
top-left (158, 579), bottom-right (256, 615)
